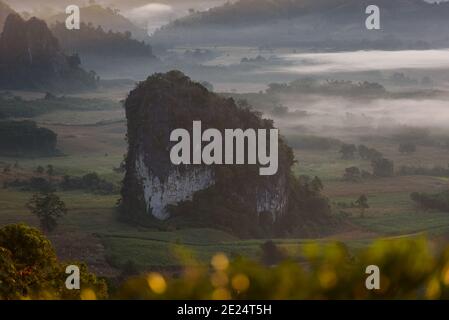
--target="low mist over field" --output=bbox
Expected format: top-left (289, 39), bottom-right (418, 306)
top-left (269, 50), bottom-right (449, 75)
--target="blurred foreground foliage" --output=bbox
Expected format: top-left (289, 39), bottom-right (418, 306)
top-left (118, 240), bottom-right (449, 300)
top-left (2, 223), bottom-right (449, 300)
top-left (0, 224), bottom-right (107, 300)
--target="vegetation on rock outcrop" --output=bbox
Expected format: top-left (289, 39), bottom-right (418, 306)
top-left (121, 71), bottom-right (332, 238)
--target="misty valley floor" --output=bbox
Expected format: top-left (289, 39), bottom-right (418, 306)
top-left (2, 48), bottom-right (449, 277)
top-left (1, 101), bottom-right (449, 276)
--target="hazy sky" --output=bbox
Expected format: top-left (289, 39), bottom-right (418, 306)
top-left (4, 0), bottom-right (444, 33)
top-left (4, 0), bottom-right (230, 30)
top-left (5, 0), bottom-right (228, 10)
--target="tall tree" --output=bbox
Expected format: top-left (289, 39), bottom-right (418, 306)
top-left (27, 192), bottom-right (67, 233)
top-left (339, 144), bottom-right (357, 160)
top-left (355, 194), bottom-right (369, 218)
top-left (372, 158), bottom-right (394, 177)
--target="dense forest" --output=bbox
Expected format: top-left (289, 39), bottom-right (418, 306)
top-left (0, 121), bottom-right (57, 156)
top-left (52, 22), bottom-right (156, 59)
top-left (0, 92), bottom-right (120, 119)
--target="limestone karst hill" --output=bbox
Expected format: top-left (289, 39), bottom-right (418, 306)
top-left (121, 71), bottom-right (332, 238)
top-left (0, 1), bottom-right (15, 32)
top-left (0, 14), bottom-right (98, 92)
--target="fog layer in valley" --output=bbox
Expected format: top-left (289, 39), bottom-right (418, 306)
top-left (267, 50), bottom-right (449, 76)
top-left (274, 94), bottom-right (449, 136)
top-left (230, 49), bottom-right (449, 136)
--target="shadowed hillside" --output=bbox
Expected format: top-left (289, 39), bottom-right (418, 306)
top-left (47, 4), bottom-right (148, 42)
top-left (0, 14), bottom-right (98, 92)
top-left (51, 21), bottom-right (156, 60)
top-left (0, 0), bottom-right (15, 31)
top-left (151, 0), bottom-right (449, 49)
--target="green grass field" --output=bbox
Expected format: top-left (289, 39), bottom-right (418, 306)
top-left (1, 180), bottom-right (446, 271)
top-left (1, 94), bottom-right (449, 275)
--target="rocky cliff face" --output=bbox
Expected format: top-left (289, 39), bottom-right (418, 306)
top-left (0, 14), bottom-right (98, 92)
top-left (121, 71), bottom-right (295, 236)
top-left (135, 154), bottom-right (215, 220)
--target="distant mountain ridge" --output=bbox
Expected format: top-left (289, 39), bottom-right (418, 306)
top-left (0, 14), bottom-right (98, 92)
top-left (159, 0), bottom-right (434, 26)
top-left (0, 0), bottom-right (15, 32)
top-left (151, 0), bottom-right (449, 49)
top-left (47, 4), bottom-right (149, 42)
top-left (51, 21), bottom-right (156, 59)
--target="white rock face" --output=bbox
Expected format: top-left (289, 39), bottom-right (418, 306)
top-left (135, 150), bottom-right (287, 221)
top-left (136, 153), bottom-right (215, 220)
top-left (256, 176), bottom-right (288, 221)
